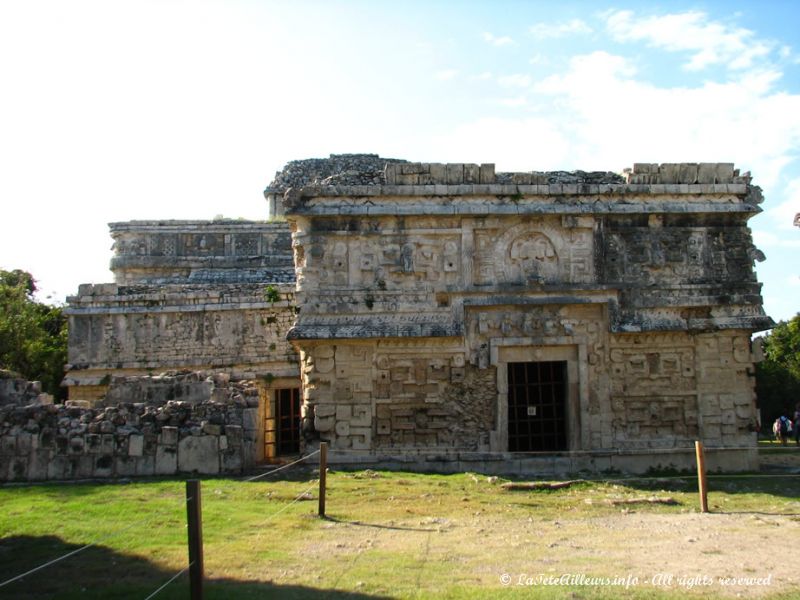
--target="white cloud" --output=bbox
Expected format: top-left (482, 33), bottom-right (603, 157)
top-left (470, 71), bottom-right (493, 81)
top-left (482, 32), bottom-right (515, 47)
top-left (434, 49), bottom-right (800, 189)
top-left (529, 19), bottom-right (592, 39)
top-left (529, 53), bottom-right (549, 66)
top-left (605, 9), bottom-right (772, 71)
top-left (764, 178), bottom-right (800, 230)
top-left (497, 73), bottom-right (532, 88)
top-left (752, 230), bottom-right (800, 248)
top-left (435, 69), bottom-right (459, 81)
top-left (497, 97), bottom-right (527, 108)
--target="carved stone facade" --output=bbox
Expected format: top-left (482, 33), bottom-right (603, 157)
top-left (65, 156), bottom-right (772, 474)
top-left (275, 156), bottom-right (771, 473)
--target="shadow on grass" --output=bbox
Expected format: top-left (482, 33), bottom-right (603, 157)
top-left (0, 536), bottom-right (390, 600)
top-left (321, 515), bottom-right (437, 532)
top-left (613, 473), bottom-right (800, 498)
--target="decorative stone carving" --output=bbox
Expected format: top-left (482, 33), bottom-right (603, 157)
top-left (505, 232), bottom-right (558, 284)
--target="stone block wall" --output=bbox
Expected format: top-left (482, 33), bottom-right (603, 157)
top-left (0, 373), bottom-right (263, 481)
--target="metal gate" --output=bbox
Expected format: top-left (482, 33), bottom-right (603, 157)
top-left (507, 361), bottom-right (567, 452)
top-left (265, 388), bottom-right (301, 458)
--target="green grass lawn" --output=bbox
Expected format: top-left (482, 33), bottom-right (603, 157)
top-left (1, 469), bottom-right (799, 599)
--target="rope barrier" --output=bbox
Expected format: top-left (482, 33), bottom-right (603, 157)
top-left (244, 450), bottom-right (320, 482)
top-left (324, 444), bottom-right (770, 456)
top-left (255, 482), bottom-right (318, 527)
top-left (142, 562), bottom-right (193, 600)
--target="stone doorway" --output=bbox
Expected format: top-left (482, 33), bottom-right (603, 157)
top-left (264, 388), bottom-right (301, 459)
top-left (507, 361), bottom-right (568, 452)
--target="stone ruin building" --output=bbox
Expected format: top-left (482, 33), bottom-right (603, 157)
top-left (54, 155), bottom-right (773, 478)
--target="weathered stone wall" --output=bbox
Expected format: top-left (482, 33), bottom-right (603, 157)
top-left (66, 220), bottom-right (299, 401)
top-left (279, 156), bottom-right (769, 470)
top-left (0, 373), bottom-right (263, 481)
top-left (66, 284), bottom-right (297, 386)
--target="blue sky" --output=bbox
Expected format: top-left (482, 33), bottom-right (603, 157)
top-left (1, 0), bottom-right (798, 322)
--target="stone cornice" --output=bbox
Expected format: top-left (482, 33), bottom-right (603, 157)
top-left (291, 182), bottom-right (750, 198)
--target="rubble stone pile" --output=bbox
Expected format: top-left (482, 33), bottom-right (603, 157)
top-left (0, 372), bottom-right (262, 481)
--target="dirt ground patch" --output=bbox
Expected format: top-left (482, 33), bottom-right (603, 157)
top-left (509, 511), bottom-right (799, 596)
top-left (303, 479), bottom-right (800, 598)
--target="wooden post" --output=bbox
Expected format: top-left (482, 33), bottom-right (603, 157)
top-left (695, 441), bottom-right (709, 513)
top-left (318, 442), bottom-right (328, 518)
top-left (186, 479), bottom-right (204, 600)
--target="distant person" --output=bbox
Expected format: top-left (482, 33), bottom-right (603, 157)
top-left (794, 403), bottom-right (800, 447)
top-left (774, 412), bottom-right (793, 446)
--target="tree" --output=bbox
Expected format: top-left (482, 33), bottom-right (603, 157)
top-left (0, 269), bottom-right (67, 400)
top-left (755, 313), bottom-right (800, 428)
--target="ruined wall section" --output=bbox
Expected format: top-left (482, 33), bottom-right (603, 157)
top-left (0, 372), bottom-right (54, 408)
top-left (0, 373), bottom-right (262, 481)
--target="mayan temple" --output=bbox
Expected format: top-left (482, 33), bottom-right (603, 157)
top-left (59, 155), bottom-right (772, 476)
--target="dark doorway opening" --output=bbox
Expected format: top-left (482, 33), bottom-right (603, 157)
top-left (507, 361), bottom-right (568, 452)
top-left (266, 388), bottom-right (301, 457)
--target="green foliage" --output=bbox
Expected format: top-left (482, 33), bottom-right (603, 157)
top-left (0, 269), bottom-right (67, 399)
top-left (263, 284), bottom-right (280, 304)
top-left (762, 313), bottom-right (800, 377)
top-left (756, 313), bottom-right (800, 425)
